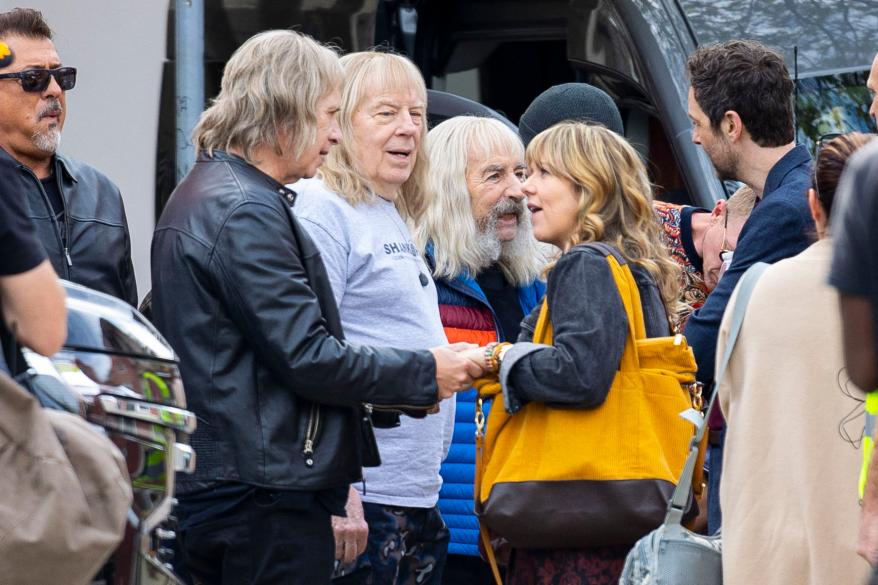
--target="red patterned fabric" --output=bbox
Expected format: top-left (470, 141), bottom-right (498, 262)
top-left (439, 303), bottom-right (495, 331)
top-left (652, 200), bottom-right (709, 329)
top-left (507, 546), bottom-right (629, 585)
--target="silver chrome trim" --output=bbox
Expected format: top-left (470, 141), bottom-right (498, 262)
top-left (98, 395), bottom-right (197, 434)
top-left (173, 442), bottom-right (196, 474)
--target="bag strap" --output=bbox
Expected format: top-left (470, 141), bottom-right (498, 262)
top-left (581, 241), bottom-right (627, 266)
top-left (480, 526), bottom-right (505, 585)
top-left (475, 395), bottom-right (506, 585)
top-left (531, 297), bottom-right (552, 345)
top-left (532, 243), bottom-right (646, 345)
top-left (665, 262), bottom-right (769, 526)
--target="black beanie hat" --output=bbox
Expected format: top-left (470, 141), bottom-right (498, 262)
top-left (518, 83), bottom-right (624, 147)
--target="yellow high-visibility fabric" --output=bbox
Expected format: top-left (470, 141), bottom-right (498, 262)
top-left (860, 391), bottom-right (878, 499)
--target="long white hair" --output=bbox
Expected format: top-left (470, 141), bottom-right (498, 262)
top-left (414, 116), bottom-right (545, 285)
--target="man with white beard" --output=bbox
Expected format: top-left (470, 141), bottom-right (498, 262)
top-left (0, 8), bottom-right (136, 307)
top-left (413, 116), bottom-right (546, 585)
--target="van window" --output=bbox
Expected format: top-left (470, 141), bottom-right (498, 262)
top-left (796, 71), bottom-right (873, 153)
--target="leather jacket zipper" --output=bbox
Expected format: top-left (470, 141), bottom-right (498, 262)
top-left (55, 168), bottom-right (73, 268)
top-left (370, 403), bottom-right (433, 412)
top-left (302, 404), bottom-right (320, 467)
top-left (361, 403), bottom-right (373, 495)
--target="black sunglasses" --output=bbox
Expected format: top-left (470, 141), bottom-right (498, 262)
top-left (0, 67), bottom-right (76, 92)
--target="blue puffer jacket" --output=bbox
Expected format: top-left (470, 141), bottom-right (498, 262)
top-left (429, 249), bottom-right (545, 557)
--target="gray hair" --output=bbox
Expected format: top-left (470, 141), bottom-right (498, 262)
top-left (725, 184), bottom-right (757, 221)
top-left (415, 116), bottom-right (545, 285)
top-left (193, 30), bottom-right (341, 163)
top-left (319, 51), bottom-right (429, 223)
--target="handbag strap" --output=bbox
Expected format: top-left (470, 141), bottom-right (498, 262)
top-left (532, 243), bottom-right (646, 350)
top-left (574, 243), bottom-right (648, 373)
top-left (480, 525), bottom-right (505, 585)
top-left (665, 262), bottom-right (769, 525)
top-left (475, 398), bottom-right (506, 585)
top-left (582, 243), bottom-right (648, 339)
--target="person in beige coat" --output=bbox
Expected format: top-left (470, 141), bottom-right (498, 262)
top-left (716, 133), bottom-right (875, 585)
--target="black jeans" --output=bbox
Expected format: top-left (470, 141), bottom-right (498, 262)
top-left (178, 489), bottom-right (334, 585)
top-left (707, 430), bottom-right (725, 535)
top-left (441, 554), bottom-right (498, 585)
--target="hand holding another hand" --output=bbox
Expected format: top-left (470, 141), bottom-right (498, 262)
top-left (457, 346), bottom-right (488, 370)
top-left (430, 344), bottom-right (486, 400)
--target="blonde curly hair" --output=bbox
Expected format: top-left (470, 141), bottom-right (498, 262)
top-left (526, 122), bottom-right (682, 316)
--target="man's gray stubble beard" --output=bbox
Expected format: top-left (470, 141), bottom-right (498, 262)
top-left (32, 127), bottom-right (61, 153)
top-left (33, 99), bottom-right (63, 154)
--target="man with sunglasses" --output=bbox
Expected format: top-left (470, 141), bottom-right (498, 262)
top-left (0, 8), bottom-right (137, 311)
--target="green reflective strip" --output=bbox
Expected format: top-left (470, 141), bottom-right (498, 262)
top-left (143, 371), bottom-right (172, 400)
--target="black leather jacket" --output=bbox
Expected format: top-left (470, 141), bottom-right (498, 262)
top-left (1, 148), bottom-right (138, 306)
top-left (151, 150), bottom-right (439, 493)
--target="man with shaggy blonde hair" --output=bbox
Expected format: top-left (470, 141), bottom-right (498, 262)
top-left (151, 32), bottom-right (480, 585)
top-left (414, 116), bottom-right (546, 584)
top-left (294, 51), bottom-right (463, 585)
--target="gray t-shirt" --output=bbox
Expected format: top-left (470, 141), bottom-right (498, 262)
top-left (292, 177), bottom-right (454, 508)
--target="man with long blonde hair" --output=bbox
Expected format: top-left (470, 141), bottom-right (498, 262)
top-left (413, 116), bottom-right (546, 584)
top-left (293, 51), bottom-right (472, 584)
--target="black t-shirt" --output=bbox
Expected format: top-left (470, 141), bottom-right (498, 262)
top-left (477, 264), bottom-right (525, 342)
top-left (0, 153), bottom-right (48, 373)
top-left (1, 159), bottom-right (46, 276)
top-left (829, 141), bottom-right (878, 368)
top-left (40, 174), bottom-right (65, 239)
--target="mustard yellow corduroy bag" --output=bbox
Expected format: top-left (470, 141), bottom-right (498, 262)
top-left (474, 244), bottom-right (698, 550)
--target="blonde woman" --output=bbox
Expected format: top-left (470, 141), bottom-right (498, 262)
top-left (292, 51), bottom-right (469, 584)
top-left (464, 122), bottom-right (681, 584)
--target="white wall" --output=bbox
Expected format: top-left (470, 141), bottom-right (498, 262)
top-left (1, 1), bottom-right (168, 302)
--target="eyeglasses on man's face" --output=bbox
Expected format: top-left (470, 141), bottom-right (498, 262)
top-left (0, 67), bottom-right (76, 93)
top-left (718, 205), bottom-right (733, 263)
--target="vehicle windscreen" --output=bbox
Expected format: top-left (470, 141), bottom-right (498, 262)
top-left (679, 0), bottom-right (878, 78)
